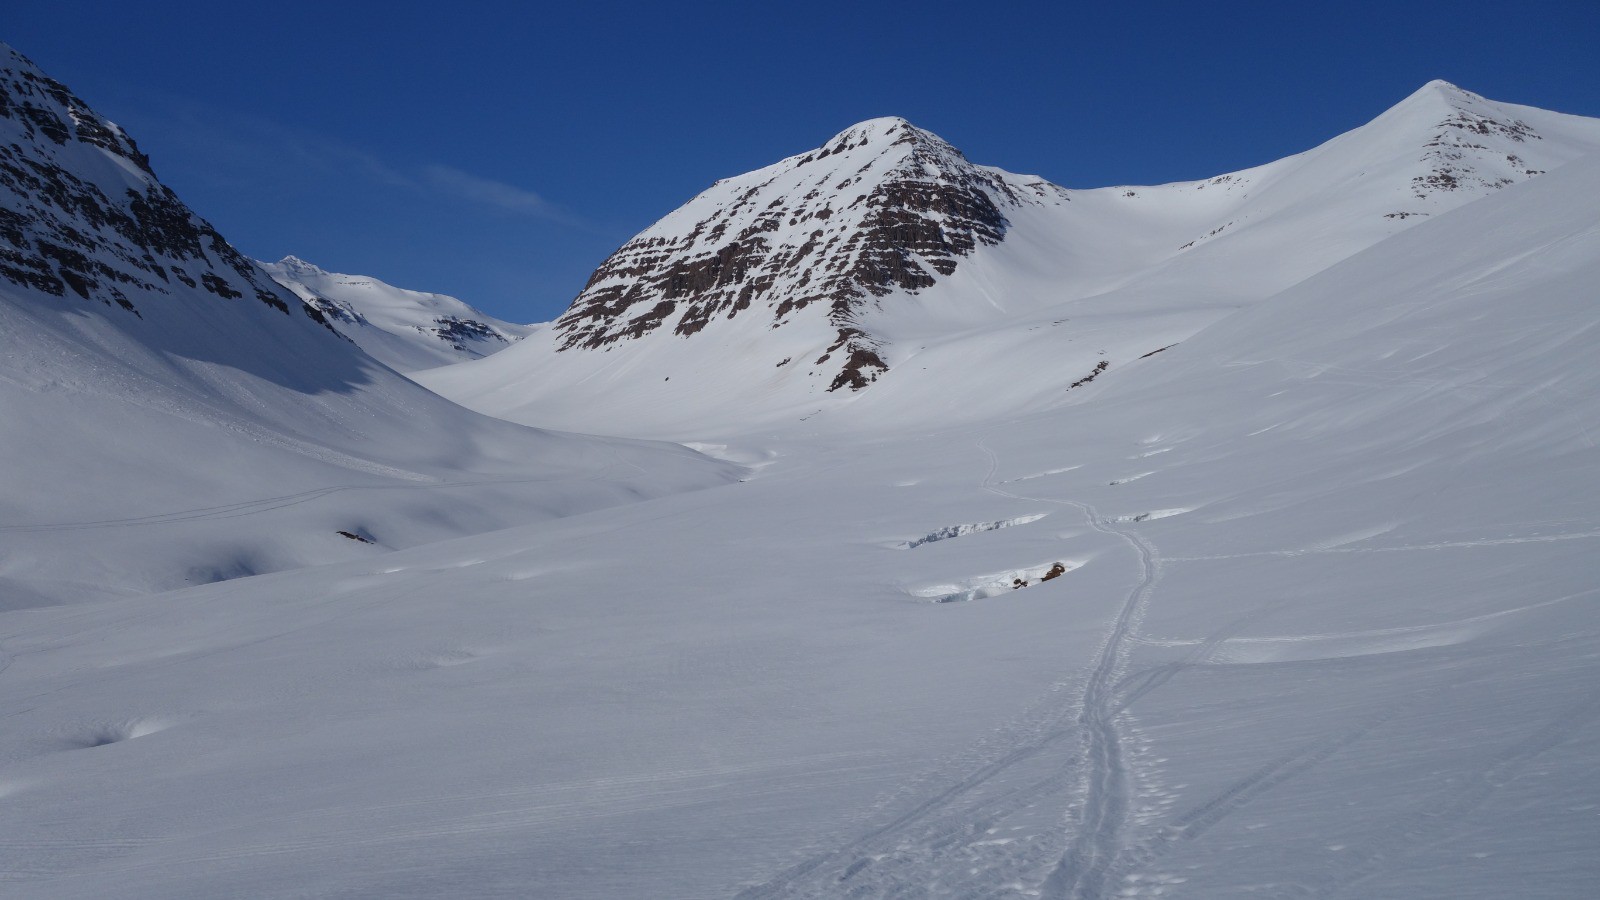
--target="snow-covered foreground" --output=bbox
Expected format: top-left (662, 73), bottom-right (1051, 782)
top-left (3, 151), bottom-right (1598, 898)
top-left (0, 276), bottom-right (734, 607)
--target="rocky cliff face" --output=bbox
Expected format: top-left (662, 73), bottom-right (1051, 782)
top-left (553, 117), bottom-right (1066, 391)
top-left (0, 44), bottom-right (326, 327)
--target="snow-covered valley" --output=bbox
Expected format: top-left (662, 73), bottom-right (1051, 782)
top-left (3, 38), bottom-right (1599, 899)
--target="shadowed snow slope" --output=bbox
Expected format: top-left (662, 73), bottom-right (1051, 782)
top-left (0, 44), bottom-right (735, 606)
top-left (260, 256), bottom-right (536, 372)
top-left (2, 125), bottom-right (1597, 899)
top-left (421, 82), bottom-right (1600, 439)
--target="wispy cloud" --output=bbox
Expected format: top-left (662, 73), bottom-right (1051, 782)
top-left (139, 99), bottom-right (575, 223)
top-left (421, 164), bottom-right (552, 215)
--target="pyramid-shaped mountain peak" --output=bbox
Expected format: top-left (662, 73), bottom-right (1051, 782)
top-left (1382, 78), bottom-right (1506, 121)
top-left (548, 112), bottom-right (1043, 391)
top-left (813, 116), bottom-right (965, 163)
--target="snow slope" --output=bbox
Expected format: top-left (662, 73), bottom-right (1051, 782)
top-left (260, 255), bottom-right (535, 372)
top-left (422, 82), bottom-right (1600, 438)
top-left (2, 129), bottom-right (1597, 900)
top-left (0, 43), bottom-right (734, 606)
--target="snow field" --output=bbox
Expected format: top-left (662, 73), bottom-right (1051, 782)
top-left (3, 55), bottom-right (1600, 897)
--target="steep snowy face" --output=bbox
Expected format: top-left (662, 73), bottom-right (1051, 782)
top-left (554, 116), bottom-right (1065, 391)
top-left (261, 256), bottom-right (536, 372)
top-left (0, 44), bottom-right (323, 327)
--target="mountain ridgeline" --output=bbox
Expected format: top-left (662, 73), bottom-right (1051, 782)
top-left (0, 45), bottom-right (326, 328)
top-left (426, 81), bottom-right (1600, 438)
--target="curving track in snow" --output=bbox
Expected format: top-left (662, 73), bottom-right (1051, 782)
top-left (981, 438), bottom-right (1162, 899)
top-left (733, 435), bottom-right (1164, 899)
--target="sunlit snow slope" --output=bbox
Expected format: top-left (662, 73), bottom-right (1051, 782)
top-left (424, 82), bottom-right (1600, 438)
top-left (0, 43), bottom-right (734, 606)
top-left (260, 255), bottom-right (535, 372)
top-left (2, 113), bottom-right (1597, 900)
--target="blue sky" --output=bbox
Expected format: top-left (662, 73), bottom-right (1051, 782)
top-left (8, 1), bottom-right (1600, 323)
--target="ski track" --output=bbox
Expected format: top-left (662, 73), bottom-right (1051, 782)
top-left (736, 435), bottom-right (1164, 896)
top-left (968, 436), bottom-right (1161, 900)
top-left (730, 678), bottom-right (1090, 899)
top-left (1007, 496), bottom-right (1159, 898)
top-left (1108, 603), bottom-right (1279, 716)
top-left (732, 434), bottom-right (1167, 899)
top-left (974, 438), bottom-right (1161, 899)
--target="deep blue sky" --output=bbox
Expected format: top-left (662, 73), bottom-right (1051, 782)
top-left (8, 1), bottom-right (1600, 323)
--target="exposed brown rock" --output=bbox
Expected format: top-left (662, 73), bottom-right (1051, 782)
top-left (550, 118), bottom-right (1054, 391)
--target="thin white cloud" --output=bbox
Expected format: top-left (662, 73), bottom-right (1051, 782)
top-left (144, 99), bottom-right (573, 223)
top-left (421, 164), bottom-right (552, 216)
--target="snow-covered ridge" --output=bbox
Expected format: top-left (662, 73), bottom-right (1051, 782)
top-left (261, 256), bottom-right (535, 372)
top-left (425, 81), bottom-right (1600, 439)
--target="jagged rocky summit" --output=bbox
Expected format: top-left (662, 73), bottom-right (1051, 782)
top-left (0, 43), bottom-right (327, 328)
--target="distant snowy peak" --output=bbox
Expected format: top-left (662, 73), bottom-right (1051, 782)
top-left (554, 116), bottom-right (1066, 391)
top-left (0, 43), bottom-right (325, 326)
top-left (1148, 80), bottom-right (1582, 253)
top-left (261, 256), bottom-right (535, 372)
